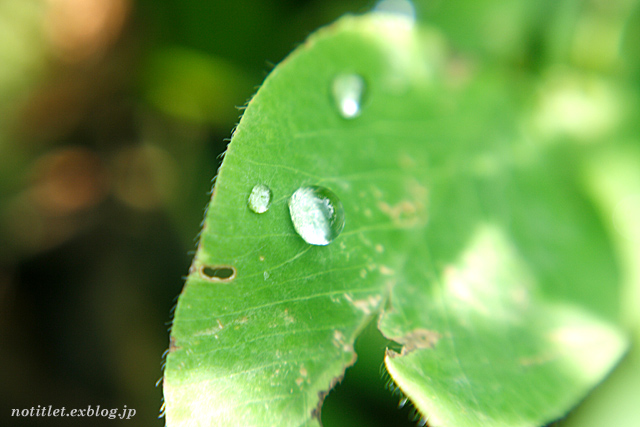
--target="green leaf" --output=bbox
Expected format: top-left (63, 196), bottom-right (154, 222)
top-left (163, 12), bottom-right (627, 427)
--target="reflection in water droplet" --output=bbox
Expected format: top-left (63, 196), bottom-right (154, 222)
top-left (288, 186), bottom-right (345, 246)
top-left (332, 73), bottom-right (365, 119)
top-left (248, 184), bottom-right (272, 213)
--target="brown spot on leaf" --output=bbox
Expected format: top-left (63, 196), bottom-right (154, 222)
top-left (377, 200), bottom-right (419, 227)
top-left (385, 348), bottom-right (401, 359)
top-left (385, 328), bottom-right (441, 356)
top-left (519, 353), bottom-right (557, 367)
top-left (168, 337), bottom-right (180, 353)
top-left (379, 265), bottom-right (395, 276)
top-left (345, 293), bottom-right (383, 315)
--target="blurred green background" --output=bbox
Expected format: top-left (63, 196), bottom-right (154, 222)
top-left (1, 1), bottom-right (639, 426)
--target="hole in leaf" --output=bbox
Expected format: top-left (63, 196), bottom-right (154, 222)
top-left (321, 320), bottom-right (418, 427)
top-left (200, 265), bottom-right (236, 282)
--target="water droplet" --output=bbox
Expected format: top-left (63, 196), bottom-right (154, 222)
top-left (374, 0), bottom-right (416, 24)
top-left (288, 186), bottom-right (345, 246)
top-left (248, 184), bottom-right (272, 213)
top-left (332, 73), bottom-right (365, 119)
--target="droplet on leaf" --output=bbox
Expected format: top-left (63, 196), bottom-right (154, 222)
top-left (332, 73), bottom-right (365, 119)
top-left (374, 0), bottom-right (417, 24)
top-left (288, 185), bottom-right (345, 246)
top-left (248, 184), bottom-right (272, 213)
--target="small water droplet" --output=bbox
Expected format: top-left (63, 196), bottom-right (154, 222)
top-left (248, 184), bottom-right (272, 213)
top-left (288, 186), bottom-right (345, 246)
top-left (332, 73), bottom-right (365, 119)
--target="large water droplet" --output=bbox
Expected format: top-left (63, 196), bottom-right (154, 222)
top-left (332, 73), bottom-right (365, 119)
top-left (248, 184), bottom-right (272, 213)
top-left (288, 186), bottom-right (345, 246)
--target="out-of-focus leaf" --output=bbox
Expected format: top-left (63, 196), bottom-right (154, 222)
top-left (140, 46), bottom-right (254, 125)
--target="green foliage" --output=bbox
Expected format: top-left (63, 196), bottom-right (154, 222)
top-left (164, 9), bottom-right (631, 427)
